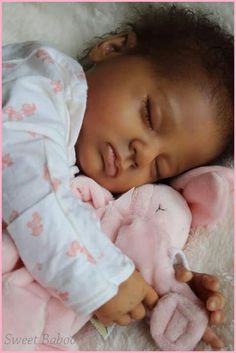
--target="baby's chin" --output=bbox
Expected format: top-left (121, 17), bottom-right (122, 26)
top-left (96, 176), bottom-right (139, 195)
top-left (87, 173), bottom-right (128, 194)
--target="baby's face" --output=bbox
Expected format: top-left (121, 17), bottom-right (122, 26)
top-left (76, 55), bottom-right (222, 193)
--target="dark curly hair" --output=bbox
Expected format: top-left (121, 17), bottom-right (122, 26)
top-left (79, 4), bottom-right (234, 165)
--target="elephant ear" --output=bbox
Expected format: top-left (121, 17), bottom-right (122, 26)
top-left (114, 188), bottom-right (135, 212)
top-left (170, 166), bottom-right (233, 227)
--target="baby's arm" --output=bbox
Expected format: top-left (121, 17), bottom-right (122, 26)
top-left (70, 177), bottom-right (159, 324)
top-left (3, 41), bottom-right (135, 317)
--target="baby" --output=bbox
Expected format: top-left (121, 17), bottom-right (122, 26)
top-left (3, 5), bottom-right (232, 349)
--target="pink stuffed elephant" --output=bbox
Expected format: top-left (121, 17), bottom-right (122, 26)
top-left (3, 166), bottom-right (233, 351)
top-left (71, 165), bottom-right (233, 350)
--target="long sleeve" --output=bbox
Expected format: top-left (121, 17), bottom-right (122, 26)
top-left (3, 41), bottom-right (134, 316)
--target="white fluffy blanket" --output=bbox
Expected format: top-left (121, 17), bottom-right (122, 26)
top-left (3, 2), bottom-right (234, 351)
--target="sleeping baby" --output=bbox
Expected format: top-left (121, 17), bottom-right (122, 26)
top-left (3, 5), bottom-right (233, 350)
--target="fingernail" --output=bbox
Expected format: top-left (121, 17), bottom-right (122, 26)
top-left (209, 301), bottom-right (216, 310)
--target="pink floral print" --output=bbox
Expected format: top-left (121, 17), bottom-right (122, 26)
top-left (66, 240), bottom-right (96, 264)
top-left (3, 153), bottom-right (14, 169)
top-left (3, 103), bottom-right (37, 121)
top-left (36, 48), bottom-right (54, 64)
top-left (9, 210), bottom-right (19, 223)
top-left (27, 212), bottom-right (43, 236)
top-left (51, 80), bottom-right (63, 93)
top-left (3, 106), bottom-right (22, 121)
top-left (3, 63), bottom-right (16, 69)
top-left (21, 103), bottom-right (37, 116)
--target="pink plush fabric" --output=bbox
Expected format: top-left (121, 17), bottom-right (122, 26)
top-left (3, 166), bottom-right (233, 351)
top-left (3, 232), bottom-right (88, 351)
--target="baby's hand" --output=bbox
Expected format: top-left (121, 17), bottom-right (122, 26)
top-left (175, 264), bottom-right (225, 349)
top-left (94, 270), bottom-right (158, 326)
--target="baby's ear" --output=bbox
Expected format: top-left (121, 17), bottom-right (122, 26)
top-left (170, 166), bottom-right (233, 227)
top-left (89, 32), bottom-right (137, 63)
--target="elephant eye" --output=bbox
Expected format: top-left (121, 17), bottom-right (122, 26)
top-left (155, 204), bottom-right (166, 213)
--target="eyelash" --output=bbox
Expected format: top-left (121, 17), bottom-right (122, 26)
top-left (143, 98), bottom-right (153, 131)
top-left (155, 159), bottom-right (161, 180)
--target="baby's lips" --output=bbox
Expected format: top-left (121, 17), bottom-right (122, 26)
top-left (104, 143), bottom-right (117, 177)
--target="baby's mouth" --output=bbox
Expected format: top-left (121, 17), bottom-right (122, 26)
top-left (102, 143), bottom-right (118, 177)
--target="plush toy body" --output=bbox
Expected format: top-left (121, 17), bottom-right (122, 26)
top-left (3, 166), bottom-right (233, 351)
top-left (71, 166), bottom-right (233, 350)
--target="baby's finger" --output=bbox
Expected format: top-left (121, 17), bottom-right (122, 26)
top-left (130, 303), bottom-right (146, 320)
top-left (202, 326), bottom-right (224, 349)
top-left (115, 314), bottom-right (132, 326)
top-left (175, 264), bottom-right (193, 283)
top-left (187, 273), bottom-right (221, 302)
top-left (187, 272), bottom-right (219, 294)
top-left (143, 287), bottom-right (159, 309)
top-left (201, 274), bottom-right (220, 292)
top-left (207, 292), bottom-right (225, 311)
top-left (209, 310), bottom-right (225, 325)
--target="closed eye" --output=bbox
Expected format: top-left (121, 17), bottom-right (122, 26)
top-left (143, 97), bottom-right (153, 131)
top-left (154, 158), bottom-right (161, 180)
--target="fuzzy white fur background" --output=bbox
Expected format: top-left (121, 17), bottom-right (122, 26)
top-left (3, 2), bottom-right (234, 351)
